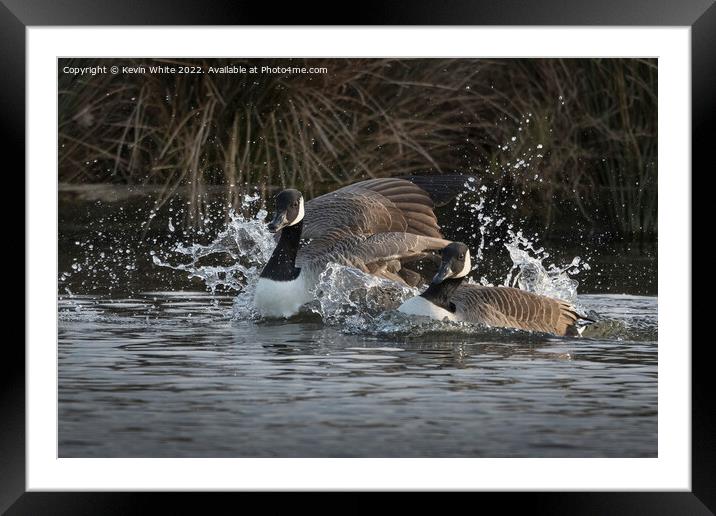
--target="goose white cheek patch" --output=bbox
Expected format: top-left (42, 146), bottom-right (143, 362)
top-left (289, 198), bottom-right (305, 226)
top-left (456, 251), bottom-right (472, 278)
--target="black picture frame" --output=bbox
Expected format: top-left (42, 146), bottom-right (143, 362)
top-left (6, 0), bottom-right (708, 513)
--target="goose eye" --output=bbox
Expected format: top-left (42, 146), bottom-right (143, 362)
top-left (458, 254), bottom-right (465, 260)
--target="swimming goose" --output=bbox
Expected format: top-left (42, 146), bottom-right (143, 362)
top-left (254, 179), bottom-right (463, 318)
top-left (398, 242), bottom-right (592, 336)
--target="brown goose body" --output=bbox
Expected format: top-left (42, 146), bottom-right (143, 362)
top-left (452, 285), bottom-right (583, 336)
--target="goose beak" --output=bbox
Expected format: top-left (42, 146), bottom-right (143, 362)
top-left (267, 211), bottom-right (288, 233)
top-left (432, 262), bottom-right (452, 285)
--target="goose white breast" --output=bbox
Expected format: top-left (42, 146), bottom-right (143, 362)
top-left (397, 296), bottom-right (457, 321)
top-left (254, 275), bottom-right (313, 318)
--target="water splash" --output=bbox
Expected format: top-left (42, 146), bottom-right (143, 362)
top-left (154, 202), bottom-right (274, 295)
top-left (147, 195), bottom-right (278, 320)
top-left (449, 172), bottom-right (591, 306)
top-left (502, 230), bottom-right (590, 304)
top-left (307, 263), bottom-right (419, 331)
top-left (60, 221), bottom-right (143, 293)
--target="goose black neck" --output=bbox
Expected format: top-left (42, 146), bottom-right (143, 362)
top-left (420, 277), bottom-right (464, 312)
top-left (260, 221), bottom-right (303, 281)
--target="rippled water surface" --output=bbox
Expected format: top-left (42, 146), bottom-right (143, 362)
top-left (59, 292), bottom-right (657, 457)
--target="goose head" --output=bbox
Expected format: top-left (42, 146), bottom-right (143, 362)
top-left (432, 242), bottom-right (472, 284)
top-left (267, 189), bottom-right (305, 233)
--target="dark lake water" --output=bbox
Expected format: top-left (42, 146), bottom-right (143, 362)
top-left (58, 292), bottom-right (657, 458)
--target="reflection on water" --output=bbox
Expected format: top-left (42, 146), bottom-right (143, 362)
top-left (59, 292), bottom-right (657, 457)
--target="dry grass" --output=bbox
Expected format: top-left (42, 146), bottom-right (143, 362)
top-left (58, 58), bottom-right (657, 239)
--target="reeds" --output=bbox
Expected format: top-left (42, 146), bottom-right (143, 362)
top-left (58, 58), bottom-right (657, 239)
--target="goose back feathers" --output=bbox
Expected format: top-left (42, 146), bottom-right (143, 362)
top-left (286, 177), bottom-right (447, 240)
top-left (450, 285), bottom-right (583, 336)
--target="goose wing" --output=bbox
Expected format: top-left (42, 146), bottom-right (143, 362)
top-left (453, 285), bottom-right (581, 336)
top-left (297, 231), bottom-right (450, 285)
top-left (346, 232), bottom-right (451, 267)
top-left (301, 178), bottom-right (444, 239)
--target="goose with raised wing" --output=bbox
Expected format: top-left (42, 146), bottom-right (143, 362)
top-left (254, 177), bottom-right (467, 318)
top-left (398, 242), bottom-right (593, 336)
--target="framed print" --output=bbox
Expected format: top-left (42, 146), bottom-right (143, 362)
top-left (7, 0), bottom-right (710, 513)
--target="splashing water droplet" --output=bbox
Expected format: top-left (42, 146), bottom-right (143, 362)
top-left (154, 206), bottom-right (274, 295)
top-left (502, 230), bottom-right (586, 304)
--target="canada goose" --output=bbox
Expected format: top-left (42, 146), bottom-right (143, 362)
top-left (254, 177), bottom-right (466, 318)
top-left (398, 242), bottom-right (592, 336)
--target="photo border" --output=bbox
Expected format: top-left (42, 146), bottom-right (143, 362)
top-left (7, 0), bottom-right (708, 512)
